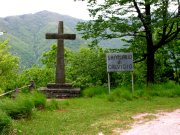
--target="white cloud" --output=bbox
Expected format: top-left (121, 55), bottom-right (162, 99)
top-left (0, 0), bottom-right (90, 20)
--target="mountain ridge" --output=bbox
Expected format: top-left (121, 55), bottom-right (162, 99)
top-left (0, 11), bottom-right (85, 67)
top-left (0, 11), bottom-right (124, 67)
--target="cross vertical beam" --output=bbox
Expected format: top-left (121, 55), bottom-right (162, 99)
top-left (56, 21), bottom-right (64, 84)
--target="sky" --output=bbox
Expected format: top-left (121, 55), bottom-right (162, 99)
top-left (0, 0), bottom-right (178, 20)
top-left (0, 0), bottom-right (90, 20)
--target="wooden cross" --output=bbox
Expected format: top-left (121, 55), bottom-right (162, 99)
top-left (46, 21), bottom-right (76, 84)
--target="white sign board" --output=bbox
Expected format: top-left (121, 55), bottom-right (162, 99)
top-left (107, 53), bottom-right (133, 72)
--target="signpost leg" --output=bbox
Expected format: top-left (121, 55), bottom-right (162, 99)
top-left (108, 72), bottom-right (111, 94)
top-left (131, 72), bottom-right (134, 93)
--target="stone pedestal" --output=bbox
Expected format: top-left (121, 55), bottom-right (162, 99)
top-left (39, 83), bottom-right (80, 98)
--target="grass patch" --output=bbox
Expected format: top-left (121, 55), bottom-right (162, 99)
top-left (82, 86), bottom-right (108, 97)
top-left (0, 94), bottom-right (34, 119)
top-left (108, 87), bottom-right (133, 102)
top-left (46, 99), bottom-right (60, 111)
top-left (31, 91), bottom-right (46, 109)
top-left (0, 91), bottom-right (47, 120)
top-left (0, 109), bottom-right (12, 134)
top-left (12, 82), bottom-right (180, 134)
top-left (12, 97), bottom-right (180, 135)
top-left (145, 81), bottom-right (180, 97)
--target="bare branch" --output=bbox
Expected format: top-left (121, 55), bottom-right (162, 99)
top-left (162, 0), bottom-right (169, 38)
top-left (155, 27), bottom-right (180, 52)
top-left (133, 54), bottom-right (147, 63)
top-left (132, 0), bottom-right (145, 25)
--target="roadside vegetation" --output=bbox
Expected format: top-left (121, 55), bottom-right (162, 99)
top-left (0, 82), bottom-right (179, 134)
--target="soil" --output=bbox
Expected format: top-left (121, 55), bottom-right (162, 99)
top-left (120, 109), bottom-right (180, 135)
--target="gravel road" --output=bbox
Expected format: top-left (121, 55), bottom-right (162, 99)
top-left (121, 109), bottom-right (180, 135)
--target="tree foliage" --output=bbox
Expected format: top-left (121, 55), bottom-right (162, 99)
top-left (18, 66), bottom-right (54, 88)
top-left (66, 47), bottom-right (107, 88)
top-left (162, 39), bottom-right (180, 83)
top-left (76, 0), bottom-right (180, 85)
top-left (0, 40), bottom-right (19, 91)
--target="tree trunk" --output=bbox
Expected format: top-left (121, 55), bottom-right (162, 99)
top-left (147, 51), bottom-right (155, 85)
top-left (144, 2), bottom-right (155, 86)
top-left (146, 27), bottom-right (155, 86)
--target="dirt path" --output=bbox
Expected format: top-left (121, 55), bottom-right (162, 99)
top-left (121, 109), bottom-right (180, 135)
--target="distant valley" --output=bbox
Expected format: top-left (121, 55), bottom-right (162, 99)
top-left (0, 11), bottom-right (124, 67)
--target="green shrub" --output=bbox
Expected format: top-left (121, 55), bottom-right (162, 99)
top-left (82, 86), bottom-right (108, 97)
top-left (31, 91), bottom-right (46, 109)
top-left (161, 81), bottom-right (177, 90)
top-left (0, 94), bottom-right (34, 119)
top-left (107, 82), bottom-right (180, 101)
top-left (133, 90), bottom-right (145, 98)
top-left (11, 94), bottom-right (34, 119)
top-left (61, 100), bottom-right (70, 107)
top-left (108, 87), bottom-right (133, 102)
top-left (46, 99), bottom-right (59, 111)
top-left (148, 89), bottom-right (173, 97)
top-left (145, 82), bottom-right (180, 97)
top-left (173, 87), bottom-right (180, 97)
top-left (0, 110), bottom-right (12, 134)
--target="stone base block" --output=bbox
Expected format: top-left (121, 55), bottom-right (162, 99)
top-left (39, 84), bottom-right (80, 98)
top-left (47, 83), bottom-right (74, 89)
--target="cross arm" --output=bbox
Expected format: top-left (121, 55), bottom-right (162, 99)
top-left (46, 33), bottom-right (76, 40)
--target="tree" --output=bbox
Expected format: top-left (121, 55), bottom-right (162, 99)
top-left (166, 39), bottom-right (180, 83)
top-left (76, 0), bottom-right (180, 85)
top-left (0, 40), bottom-right (19, 91)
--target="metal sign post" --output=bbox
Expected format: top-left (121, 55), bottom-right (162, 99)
top-left (131, 71), bottom-right (134, 93)
top-left (108, 72), bottom-right (111, 94)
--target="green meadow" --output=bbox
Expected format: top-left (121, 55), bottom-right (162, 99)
top-left (1, 83), bottom-right (178, 135)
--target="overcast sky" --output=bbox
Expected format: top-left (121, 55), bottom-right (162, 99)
top-left (0, 0), bottom-right (90, 20)
top-left (0, 0), bottom-right (178, 20)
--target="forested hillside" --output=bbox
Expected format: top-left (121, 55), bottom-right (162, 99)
top-left (0, 11), bottom-right (124, 67)
top-left (0, 11), bottom-right (83, 67)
